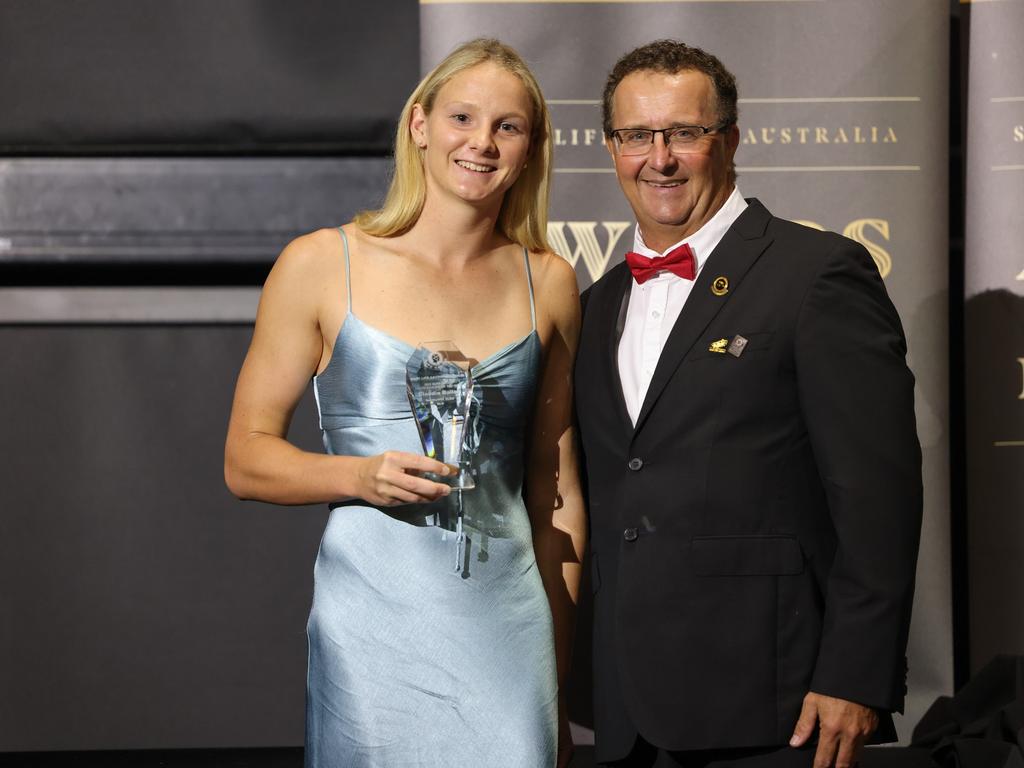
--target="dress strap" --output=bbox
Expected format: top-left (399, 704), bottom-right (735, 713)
top-left (337, 226), bottom-right (353, 313)
top-left (522, 247), bottom-right (537, 331)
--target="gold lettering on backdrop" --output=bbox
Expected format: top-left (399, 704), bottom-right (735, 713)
top-left (789, 220), bottom-right (892, 278)
top-left (1014, 125), bottom-right (1024, 142)
top-left (741, 125), bottom-right (899, 145)
top-left (553, 127), bottom-right (600, 147)
top-left (554, 219), bottom-right (894, 281)
top-left (843, 219), bottom-right (893, 278)
top-left (548, 221), bottom-right (631, 282)
top-left (1019, 358), bottom-right (1024, 400)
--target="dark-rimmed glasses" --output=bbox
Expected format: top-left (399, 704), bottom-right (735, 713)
top-left (610, 124), bottom-right (729, 156)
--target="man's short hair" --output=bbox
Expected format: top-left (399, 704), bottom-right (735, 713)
top-left (602, 40), bottom-right (739, 138)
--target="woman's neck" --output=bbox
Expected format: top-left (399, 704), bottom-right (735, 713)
top-left (405, 193), bottom-right (508, 267)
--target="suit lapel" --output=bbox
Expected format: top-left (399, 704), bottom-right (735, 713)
top-left (591, 262), bottom-right (634, 434)
top-left (632, 199), bottom-right (774, 436)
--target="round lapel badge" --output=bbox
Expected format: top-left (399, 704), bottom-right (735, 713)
top-left (711, 276), bottom-right (729, 296)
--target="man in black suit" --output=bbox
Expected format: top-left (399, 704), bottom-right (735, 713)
top-left (574, 40), bottom-right (922, 768)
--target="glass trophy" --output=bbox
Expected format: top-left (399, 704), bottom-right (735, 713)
top-left (405, 340), bottom-right (479, 491)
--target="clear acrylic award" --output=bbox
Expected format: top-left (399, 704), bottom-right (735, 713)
top-left (405, 340), bottom-right (479, 491)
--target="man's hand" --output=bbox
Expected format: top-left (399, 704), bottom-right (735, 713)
top-left (789, 691), bottom-right (879, 768)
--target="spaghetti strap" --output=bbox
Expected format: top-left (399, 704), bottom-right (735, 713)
top-left (522, 247), bottom-right (537, 331)
top-left (338, 226), bottom-right (353, 314)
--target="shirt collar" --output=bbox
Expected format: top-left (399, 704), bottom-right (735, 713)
top-left (632, 186), bottom-right (749, 277)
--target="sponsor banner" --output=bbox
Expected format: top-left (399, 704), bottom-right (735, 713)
top-left (422, 0), bottom-right (950, 739)
top-left (963, 0), bottom-right (1024, 674)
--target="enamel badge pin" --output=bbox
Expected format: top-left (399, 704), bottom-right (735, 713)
top-left (727, 335), bottom-right (748, 357)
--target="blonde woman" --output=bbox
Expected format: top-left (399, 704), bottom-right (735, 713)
top-left (225, 39), bottom-right (585, 767)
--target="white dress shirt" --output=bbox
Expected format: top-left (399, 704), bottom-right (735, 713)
top-left (618, 187), bottom-right (749, 424)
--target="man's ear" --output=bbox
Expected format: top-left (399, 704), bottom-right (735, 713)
top-left (724, 123), bottom-right (740, 158)
top-left (410, 104), bottom-right (428, 148)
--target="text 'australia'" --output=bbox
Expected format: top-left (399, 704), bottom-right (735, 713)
top-left (742, 126), bottom-right (898, 145)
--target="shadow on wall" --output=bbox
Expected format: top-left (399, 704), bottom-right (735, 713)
top-left (963, 290), bottom-right (1024, 677)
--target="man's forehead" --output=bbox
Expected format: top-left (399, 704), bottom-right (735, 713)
top-left (617, 67), bottom-right (712, 93)
top-left (612, 69), bottom-right (716, 114)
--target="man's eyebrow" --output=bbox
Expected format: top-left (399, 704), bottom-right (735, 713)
top-left (616, 121), bottom-right (702, 130)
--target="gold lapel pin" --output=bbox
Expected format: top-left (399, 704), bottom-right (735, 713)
top-left (711, 276), bottom-right (729, 296)
top-left (708, 338), bottom-right (729, 354)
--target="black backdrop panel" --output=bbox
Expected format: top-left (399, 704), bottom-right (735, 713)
top-left (0, 325), bottom-right (327, 750)
top-left (0, 0), bottom-right (418, 153)
top-left (0, 158), bottom-right (391, 269)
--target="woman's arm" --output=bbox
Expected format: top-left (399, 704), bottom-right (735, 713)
top-left (224, 230), bottom-right (451, 507)
top-left (524, 252), bottom-right (587, 763)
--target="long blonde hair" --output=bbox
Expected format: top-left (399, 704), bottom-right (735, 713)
top-left (354, 38), bottom-right (552, 252)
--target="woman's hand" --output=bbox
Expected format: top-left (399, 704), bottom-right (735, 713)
top-left (355, 451), bottom-right (454, 506)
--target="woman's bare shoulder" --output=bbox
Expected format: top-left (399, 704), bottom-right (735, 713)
top-left (276, 227), bottom-right (344, 272)
top-left (262, 228), bottom-right (344, 292)
top-left (250, 228), bottom-right (346, 332)
top-left (529, 250), bottom-right (579, 301)
top-left (527, 250), bottom-right (580, 342)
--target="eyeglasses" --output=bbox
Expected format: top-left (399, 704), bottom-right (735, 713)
top-left (610, 124), bottom-right (729, 156)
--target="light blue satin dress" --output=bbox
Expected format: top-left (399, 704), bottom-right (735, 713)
top-left (305, 229), bottom-right (557, 767)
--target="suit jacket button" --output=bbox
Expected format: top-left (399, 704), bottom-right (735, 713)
top-left (623, 527), bottom-right (639, 542)
top-left (627, 457), bottom-right (643, 471)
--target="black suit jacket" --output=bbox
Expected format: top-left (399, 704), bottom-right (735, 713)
top-left (574, 199), bottom-right (923, 762)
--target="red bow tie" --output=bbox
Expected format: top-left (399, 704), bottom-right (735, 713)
top-left (625, 243), bottom-right (696, 284)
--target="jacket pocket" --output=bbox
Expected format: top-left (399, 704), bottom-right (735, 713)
top-left (690, 534), bottom-right (803, 576)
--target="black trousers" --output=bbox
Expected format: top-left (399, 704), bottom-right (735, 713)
top-left (601, 735), bottom-right (817, 768)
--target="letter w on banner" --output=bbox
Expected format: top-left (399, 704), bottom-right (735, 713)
top-left (547, 221), bottom-right (630, 283)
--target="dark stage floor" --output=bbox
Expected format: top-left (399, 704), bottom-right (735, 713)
top-left (0, 746), bottom-right (938, 768)
top-left (0, 747), bottom-right (602, 767)
top-left (0, 750), bottom-right (304, 768)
